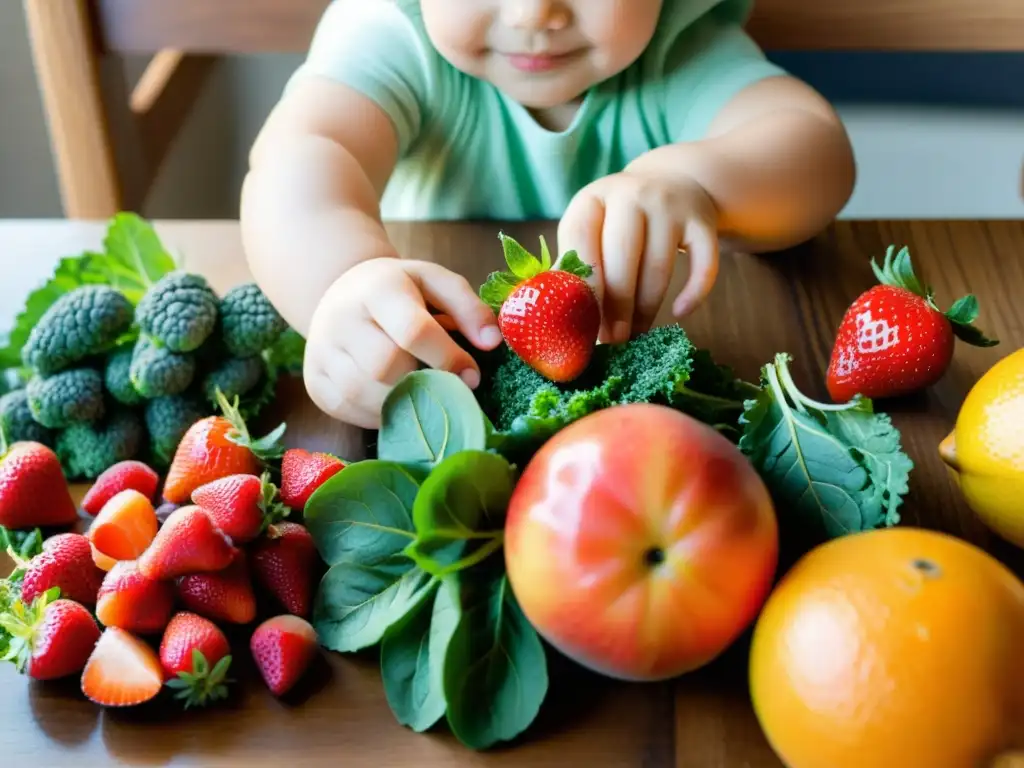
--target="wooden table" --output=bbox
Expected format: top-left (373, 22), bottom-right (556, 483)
top-left (1, 218), bottom-right (1023, 767)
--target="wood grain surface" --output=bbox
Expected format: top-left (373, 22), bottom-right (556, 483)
top-left (1, 218), bottom-right (1023, 767)
top-left (89, 0), bottom-right (1024, 53)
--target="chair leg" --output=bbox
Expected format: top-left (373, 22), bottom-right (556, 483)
top-left (23, 0), bottom-right (122, 219)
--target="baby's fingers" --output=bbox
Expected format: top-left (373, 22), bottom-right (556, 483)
top-left (671, 220), bottom-right (720, 317)
top-left (406, 261), bottom-right (501, 352)
top-left (558, 193), bottom-right (606, 311)
top-left (304, 347), bottom-right (389, 429)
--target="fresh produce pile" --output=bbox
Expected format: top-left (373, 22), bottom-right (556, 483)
top-left (0, 214), bottom-right (304, 481)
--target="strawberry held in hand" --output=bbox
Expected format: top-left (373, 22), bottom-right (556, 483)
top-left (480, 233), bottom-right (600, 383)
top-left (826, 245), bottom-right (998, 402)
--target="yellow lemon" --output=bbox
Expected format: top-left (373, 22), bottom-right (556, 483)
top-left (940, 348), bottom-right (1024, 547)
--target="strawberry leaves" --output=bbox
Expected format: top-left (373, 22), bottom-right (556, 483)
top-left (944, 295), bottom-right (999, 347)
top-left (165, 649), bottom-right (233, 709)
top-left (479, 233), bottom-right (591, 312)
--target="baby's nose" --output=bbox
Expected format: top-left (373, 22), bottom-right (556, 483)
top-left (504, 0), bottom-right (571, 32)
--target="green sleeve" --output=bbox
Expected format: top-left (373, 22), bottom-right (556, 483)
top-left (657, 9), bottom-right (789, 142)
top-left (287, 0), bottom-right (436, 154)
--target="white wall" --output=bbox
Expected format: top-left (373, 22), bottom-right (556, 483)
top-left (1, 2), bottom-right (1022, 220)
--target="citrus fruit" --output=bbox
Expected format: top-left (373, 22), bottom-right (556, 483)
top-left (939, 347), bottom-right (1024, 548)
top-left (749, 527), bottom-right (1024, 768)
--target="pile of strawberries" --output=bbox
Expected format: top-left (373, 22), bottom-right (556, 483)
top-left (0, 401), bottom-right (344, 710)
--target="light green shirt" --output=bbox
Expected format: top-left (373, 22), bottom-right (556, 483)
top-left (290, 0), bottom-right (786, 221)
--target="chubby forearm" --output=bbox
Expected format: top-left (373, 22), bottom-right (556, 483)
top-left (627, 78), bottom-right (856, 253)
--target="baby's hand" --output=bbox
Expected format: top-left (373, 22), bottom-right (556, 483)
top-left (557, 171), bottom-right (719, 344)
top-left (304, 259), bottom-right (502, 428)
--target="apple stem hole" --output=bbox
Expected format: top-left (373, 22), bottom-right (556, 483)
top-left (643, 547), bottom-right (665, 568)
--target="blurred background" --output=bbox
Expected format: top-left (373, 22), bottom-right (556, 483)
top-left (1, 1), bottom-right (1022, 220)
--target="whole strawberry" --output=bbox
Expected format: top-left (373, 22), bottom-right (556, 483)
top-left (20, 533), bottom-right (105, 607)
top-left (139, 505), bottom-right (237, 581)
top-left (280, 449), bottom-right (344, 510)
top-left (826, 245), bottom-right (998, 402)
top-left (250, 522), bottom-right (317, 617)
top-left (162, 391), bottom-right (285, 504)
top-left (191, 472), bottom-right (287, 544)
top-left (250, 614), bottom-right (318, 696)
top-left (0, 590), bottom-right (100, 680)
top-left (0, 439), bottom-right (77, 529)
top-left (160, 612), bottom-right (233, 709)
top-left (480, 233), bottom-right (600, 383)
top-left (176, 552), bottom-right (257, 625)
top-left (81, 460), bottom-right (159, 517)
top-left (96, 559), bottom-right (176, 634)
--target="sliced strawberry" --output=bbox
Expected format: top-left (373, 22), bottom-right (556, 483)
top-left (280, 449), bottom-right (344, 510)
top-left (20, 533), bottom-right (105, 607)
top-left (0, 590), bottom-right (100, 680)
top-left (250, 615), bottom-right (318, 697)
top-left (81, 460), bottom-right (159, 517)
top-left (82, 627), bottom-right (164, 707)
top-left (176, 553), bottom-right (257, 625)
top-left (191, 472), bottom-right (287, 544)
top-left (88, 489), bottom-right (159, 561)
top-left (138, 505), bottom-right (237, 581)
top-left (96, 560), bottom-right (176, 635)
top-left (159, 612), bottom-right (232, 709)
top-left (91, 543), bottom-right (118, 572)
top-left (250, 523), bottom-right (317, 618)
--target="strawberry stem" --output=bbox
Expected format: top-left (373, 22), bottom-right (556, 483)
top-left (479, 233), bottom-right (594, 313)
top-left (215, 389), bottom-right (287, 463)
top-left (165, 649), bottom-right (233, 709)
top-left (258, 471), bottom-right (290, 534)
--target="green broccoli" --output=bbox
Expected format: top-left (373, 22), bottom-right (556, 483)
top-left (218, 283), bottom-right (287, 357)
top-left (104, 347), bottom-right (144, 406)
top-left (129, 337), bottom-right (196, 397)
top-left (135, 272), bottom-right (218, 353)
top-left (21, 285), bottom-right (133, 375)
top-left (144, 394), bottom-right (205, 466)
top-left (0, 390), bottom-right (55, 446)
top-left (201, 356), bottom-right (266, 404)
top-left (55, 408), bottom-right (144, 479)
top-left (26, 368), bottom-right (105, 429)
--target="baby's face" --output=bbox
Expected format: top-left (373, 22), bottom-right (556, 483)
top-left (420, 0), bottom-right (663, 110)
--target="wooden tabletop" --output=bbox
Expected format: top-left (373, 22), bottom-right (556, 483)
top-left (1, 218), bottom-right (1023, 767)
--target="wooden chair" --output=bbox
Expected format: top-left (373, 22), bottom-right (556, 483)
top-left (24, 0), bottom-right (1024, 220)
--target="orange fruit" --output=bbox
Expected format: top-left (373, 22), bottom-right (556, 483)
top-left (87, 489), bottom-right (158, 561)
top-left (749, 527), bottom-right (1024, 768)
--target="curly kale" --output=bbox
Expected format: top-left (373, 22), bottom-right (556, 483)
top-left (0, 390), bottom-right (54, 446)
top-left (56, 408), bottom-right (144, 480)
top-left (144, 394), bottom-right (205, 466)
top-left (129, 336), bottom-right (196, 398)
top-left (219, 283), bottom-right (287, 357)
top-left (135, 272), bottom-right (218, 353)
top-left (201, 355), bottom-right (265, 404)
top-left (21, 285), bottom-right (133, 375)
top-left (104, 347), bottom-right (144, 406)
top-left (26, 368), bottom-right (105, 429)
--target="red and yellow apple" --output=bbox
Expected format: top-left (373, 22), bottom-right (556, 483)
top-left (504, 403), bottom-right (779, 681)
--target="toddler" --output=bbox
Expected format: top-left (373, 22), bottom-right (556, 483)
top-left (241, 0), bottom-right (855, 429)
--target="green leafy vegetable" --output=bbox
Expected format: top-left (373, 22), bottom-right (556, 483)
top-left (405, 451), bottom-right (515, 577)
top-left (442, 569), bottom-right (548, 750)
top-left (101, 212), bottom-right (178, 304)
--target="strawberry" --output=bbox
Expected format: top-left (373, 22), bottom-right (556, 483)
top-left (480, 233), bottom-right (600, 382)
top-left (159, 612), bottom-right (232, 709)
top-left (176, 552), bottom-right (257, 625)
top-left (191, 472), bottom-right (288, 544)
top-left (81, 460), bottom-right (159, 517)
top-left (280, 449), bottom-right (345, 510)
top-left (91, 543), bottom-right (117, 572)
top-left (826, 245), bottom-right (998, 402)
top-left (250, 614), bottom-right (318, 696)
top-left (0, 438), bottom-right (77, 530)
top-left (96, 560), bottom-right (176, 634)
top-left (138, 505), bottom-right (238, 581)
top-left (250, 522), bottom-right (317, 617)
top-left (162, 392), bottom-right (285, 504)
top-left (19, 532), bottom-right (105, 607)
top-left (88, 489), bottom-right (159, 561)
top-left (81, 627), bottom-right (164, 707)
top-left (0, 590), bottom-right (100, 680)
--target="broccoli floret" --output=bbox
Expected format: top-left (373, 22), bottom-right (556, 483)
top-left (201, 355), bottom-right (266, 404)
top-left (22, 286), bottom-right (133, 375)
top-left (26, 368), bottom-right (105, 429)
top-left (104, 348), bottom-right (144, 406)
top-left (144, 394), bottom-right (205, 466)
top-left (218, 283), bottom-right (287, 357)
top-left (56, 408), bottom-right (144, 480)
top-left (0, 390), bottom-right (54, 446)
top-left (129, 337), bottom-right (196, 397)
top-left (135, 272), bottom-right (218, 353)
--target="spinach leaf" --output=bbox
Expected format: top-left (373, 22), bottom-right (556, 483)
top-left (100, 212), bottom-right (178, 303)
top-left (405, 451), bottom-right (515, 577)
top-left (443, 570), bottom-right (548, 750)
top-left (304, 460), bottom-right (423, 567)
top-left (314, 558), bottom-right (435, 653)
top-left (378, 370), bottom-right (488, 469)
top-left (380, 575), bottom-right (462, 732)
